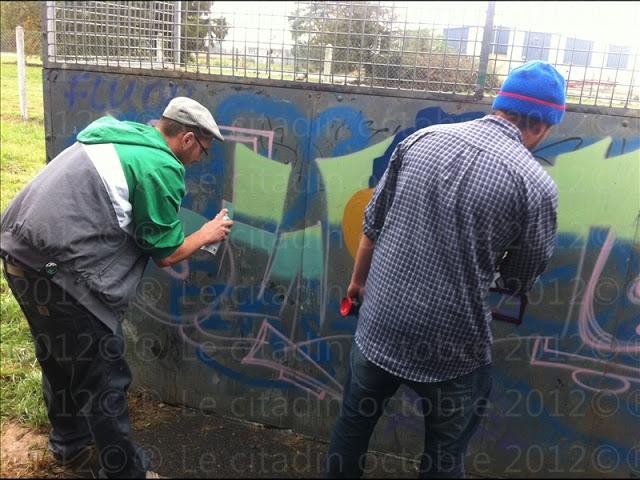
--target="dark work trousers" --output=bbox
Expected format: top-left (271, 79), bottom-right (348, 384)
top-left (2, 260), bottom-right (149, 478)
top-left (327, 340), bottom-right (492, 479)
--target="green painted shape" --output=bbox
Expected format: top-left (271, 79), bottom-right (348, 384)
top-left (180, 203), bottom-right (276, 253)
top-left (229, 221), bottom-right (277, 254)
top-left (270, 223), bottom-right (323, 279)
top-left (546, 138), bottom-right (640, 240)
top-left (301, 223), bottom-right (324, 279)
top-left (221, 200), bottom-right (275, 252)
top-left (221, 199), bottom-right (234, 218)
top-left (233, 144), bottom-right (291, 223)
top-left (316, 137), bottom-right (394, 224)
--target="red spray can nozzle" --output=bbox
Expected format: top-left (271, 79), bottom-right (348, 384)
top-left (340, 297), bottom-right (361, 316)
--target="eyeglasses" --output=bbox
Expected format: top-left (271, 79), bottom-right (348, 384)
top-left (193, 135), bottom-right (209, 158)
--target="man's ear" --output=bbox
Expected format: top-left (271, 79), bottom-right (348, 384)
top-left (532, 122), bottom-right (549, 137)
top-left (181, 130), bottom-right (194, 148)
top-left (531, 122), bottom-right (551, 146)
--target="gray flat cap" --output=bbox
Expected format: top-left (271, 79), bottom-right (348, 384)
top-left (162, 97), bottom-right (224, 142)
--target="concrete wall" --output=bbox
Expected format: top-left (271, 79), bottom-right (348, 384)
top-left (43, 66), bottom-right (639, 477)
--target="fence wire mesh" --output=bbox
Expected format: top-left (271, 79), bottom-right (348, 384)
top-left (41, 1), bottom-right (640, 109)
top-left (1, 30), bottom-right (42, 57)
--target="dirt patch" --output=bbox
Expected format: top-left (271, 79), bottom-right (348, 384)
top-left (0, 422), bottom-right (60, 478)
top-left (0, 388), bottom-right (173, 478)
top-left (278, 431), bottom-right (310, 452)
top-left (128, 388), bottom-right (178, 431)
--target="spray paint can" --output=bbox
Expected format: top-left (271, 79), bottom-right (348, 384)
top-left (200, 214), bottom-right (231, 255)
top-left (340, 296), bottom-right (361, 316)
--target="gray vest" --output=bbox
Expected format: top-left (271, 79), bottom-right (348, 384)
top-left (1, 143), bottom-right (148, 332)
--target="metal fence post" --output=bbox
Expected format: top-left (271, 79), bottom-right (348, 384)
top-left (174, 2), bottom-right (182, 66)
top-left (323, 44), bottom-right (333, 83)
top-left (156, 33), bottom-right (164, 64)
top-left (16, 26), bottom-right (28, 121)
top-left (45, 1), bottom-right (56, 62)
top-left (474, 1), bottom-right (496, 99)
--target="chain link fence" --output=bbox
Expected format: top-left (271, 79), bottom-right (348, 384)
top-left (40, 1), bottom-right (640, 109)
top-left (1, 29), bottom-right (42, 59)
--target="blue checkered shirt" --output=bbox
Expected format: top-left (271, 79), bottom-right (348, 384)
top-left (355, 115), bottom-right (558, 382)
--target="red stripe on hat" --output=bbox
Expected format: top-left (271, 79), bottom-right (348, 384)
top-left (498, 91), bottom-right (566, 110)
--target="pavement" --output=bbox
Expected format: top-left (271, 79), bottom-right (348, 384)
top-left (0, 388), bottom-right (422, 479)
top-left (38, 388), bottom-right (421, 479)
top-left (132, 402), bottom-right (421, 479)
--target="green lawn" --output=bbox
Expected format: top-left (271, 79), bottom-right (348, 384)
top-left (0, 53), bottom-right (48, 427)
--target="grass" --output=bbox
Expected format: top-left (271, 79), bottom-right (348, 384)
top-left (0, 52), bottom-right (43, 66)
top-left (0, 52), bottom-right (48, 427)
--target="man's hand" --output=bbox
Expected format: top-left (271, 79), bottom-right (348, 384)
top-left (347, 282), bottom-right (365, 303)
top-left (154, 208), bottom-right (234, 268)
top-left (198, 208), bottom-right (234, 244)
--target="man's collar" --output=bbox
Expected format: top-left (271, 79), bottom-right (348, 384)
top-left (483, 114), bottom-right (525, 145)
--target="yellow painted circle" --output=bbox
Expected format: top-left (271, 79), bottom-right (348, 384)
top-left (342, 188), bottom-right (373, 259)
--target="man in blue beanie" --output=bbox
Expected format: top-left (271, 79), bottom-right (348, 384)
top-left (327, 61), bottom-right (565, 478)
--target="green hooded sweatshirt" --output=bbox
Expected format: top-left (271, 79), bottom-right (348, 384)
top-left (77, 116), bottom-right (186, 258)
top-left (0, 116), bottom-right (187, 331)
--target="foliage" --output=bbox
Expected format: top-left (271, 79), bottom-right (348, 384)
top-left (0, 2), bottom-right (43, 56)
top-left (364, 28), bottom-right (499, 93)
top-left (365, 51), bottom-right (500, 94)
top-left (286, 3), bottom-right (498, 93)
top-left (180, 1), bottom-right (229, 64)
top-left (396, 28), bottom-right (447, 55)
top-left (289, 2), bottom-right (396, 75)
top-left (0, 1), bottom-right (43, 32)
top-left (210, 16), bottom-right (230, 47)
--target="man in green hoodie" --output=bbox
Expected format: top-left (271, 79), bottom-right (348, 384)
top-left (0, 97), bottom-right (233, 478)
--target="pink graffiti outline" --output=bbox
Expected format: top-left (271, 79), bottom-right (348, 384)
top-left (132, 239), bottom-right (342, 401)
top-left (529, 229), bottom-right (639, 393)
top-left (178, 316), bottom-right (345, 401)
top-left (530, 337), bottom-right (639, 393)
top-left (219, 126), bottom-right (274, 159)
top-left (223, 135), bottom-right (258, 153)
top-left (242, 320), bottom-right (343, 401)
top-left (578, 229), bottom-right (638, 353)
top-left (627, 275), bottom-right (640, 306)
top-left (161, 260), bottom-right (189, 281)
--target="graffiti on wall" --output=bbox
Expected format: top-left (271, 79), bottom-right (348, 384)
top-left (58, 72), bottom-right (639, 473)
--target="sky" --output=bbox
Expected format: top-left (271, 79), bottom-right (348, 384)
top-left (209, 1), bottom-right (640, 49)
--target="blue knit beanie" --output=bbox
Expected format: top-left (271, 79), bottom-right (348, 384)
top-left (492, 61), bottom-right (566, 125)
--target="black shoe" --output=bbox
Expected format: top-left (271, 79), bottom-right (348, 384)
top-left (52, 444), bottom-right (96, 469)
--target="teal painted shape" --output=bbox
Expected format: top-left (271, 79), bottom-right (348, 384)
top-left (270, 223), bottom-right (323, 280)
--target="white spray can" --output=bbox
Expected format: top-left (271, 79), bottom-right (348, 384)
top-left (200, 214), bottom-right (231, 255)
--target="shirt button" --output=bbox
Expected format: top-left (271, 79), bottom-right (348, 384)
top-left (44, 262), bottom-right (58, 278)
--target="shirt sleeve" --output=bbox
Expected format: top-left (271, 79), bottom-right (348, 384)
top-left (363, 142), bottom-right (403, 242)
top-left (132, 166), bottom-right (186, 259)
top-left (497, 181), bottom-right (558, 294)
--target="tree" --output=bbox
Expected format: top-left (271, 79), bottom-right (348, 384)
top-left (1, 1), bottom-right (43, 55)
top-left (179, 1), bottom-right (214, 64)
top-left (364, 27), bottom-right (499, 94)
top-left (288, 2), bottom-right (396, 75)
top-left (0, 1), bottom-right (42, 32)
top-left (210, 16), bottom-right (229, 48)
top-left (399, 29), bottom-right (447, 56)
top-left (367, 34), bottom-right (500, 94)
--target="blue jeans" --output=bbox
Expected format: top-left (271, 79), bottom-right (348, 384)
top-left (327, 341), bottom-right (492, 478)
top-left (3, 260), bottom-right (149, 478)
